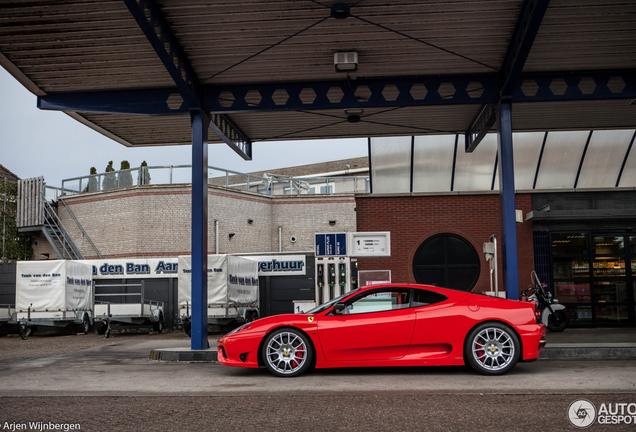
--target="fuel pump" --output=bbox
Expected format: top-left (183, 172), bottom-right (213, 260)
top-left (328, 263), bottom-right (336, 300)
top-left (315, 256), bottom-right (352, 303)
top-left (317, 263), bottom-right (324, 304)
top-left (338, 262), bottom-right (346, 297)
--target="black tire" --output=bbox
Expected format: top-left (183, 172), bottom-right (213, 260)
top-left (261, 328), bottom-right (313, 377)
top-left (153, 315), bottom-right (164, 334)
top-left (547, 309), bottom-right (569, 332)
top-left (184, 322), bottom-right (191, 338)
top-left (245, 311), bottom-right (258, 323)
top-left (464, 322), bottom-right (521, 376)
top-left (82, 315), bottom-right (90, 335)
top-left (19, 325), bottom-right (32, 341)
top-left (96, 322), bottom-right (107, 335)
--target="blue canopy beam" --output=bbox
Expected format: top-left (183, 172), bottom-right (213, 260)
top-left (465, 0), bottom-right (550, 151)
top-left (190, 110), bottom-right (210, 350)
top-left (37, 71), bottom-right (636, 115)
top-left (122, 0), bottom-right (251, 160)
top-left (497, 99), bottom-right (520, 300)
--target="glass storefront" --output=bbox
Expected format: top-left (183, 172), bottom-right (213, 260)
top-left (551, 233), bottom-right (636, 326)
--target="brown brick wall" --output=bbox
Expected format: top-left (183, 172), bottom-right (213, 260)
top-left (56, 185), bottom-right (356, 259)
top-left (354, 193), bottom-right (534, 295)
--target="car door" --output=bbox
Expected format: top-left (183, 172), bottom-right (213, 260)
top-left (317, 288), bottom-right (416, 361)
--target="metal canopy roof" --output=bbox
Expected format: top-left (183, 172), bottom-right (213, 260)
top-left (1, 0), bottom-right (635, 148)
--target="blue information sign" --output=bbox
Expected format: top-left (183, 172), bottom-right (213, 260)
top-left (315, 233), bottom-right (347, 257)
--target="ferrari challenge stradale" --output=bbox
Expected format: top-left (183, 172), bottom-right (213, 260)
top-left (217, 284), bottom-right (546, 377)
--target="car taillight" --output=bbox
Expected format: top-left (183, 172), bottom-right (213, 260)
top-left (535, 309), bottom-right (541, 323)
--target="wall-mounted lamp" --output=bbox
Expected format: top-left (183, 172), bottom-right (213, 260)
top-left (329, 220), bottom-right (336, 225)
top-left (39, 253), bottom-right (49, 260)
top-left (247, 219), bottom-right (253, 224)
top-left (334, 51), bottom-right (358, 73)
top-left (228, 233), bottom-right (235, 239)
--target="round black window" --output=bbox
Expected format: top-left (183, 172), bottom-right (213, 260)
top-left (413, 233), bottom-right (480, 291)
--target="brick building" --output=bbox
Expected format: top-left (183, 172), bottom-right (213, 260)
top-left (355, 193), bottom-right (534, 294)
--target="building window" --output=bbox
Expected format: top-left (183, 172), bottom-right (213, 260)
top-left (412, 233), bottom-right (480, 291)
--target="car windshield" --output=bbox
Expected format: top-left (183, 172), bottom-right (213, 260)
top-left (305, 291), bottom-right (354, 314)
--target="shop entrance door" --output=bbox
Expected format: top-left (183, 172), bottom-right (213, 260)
top-left (591, 235), bottom-right (636, 326)
top-left (551, 233), bottom-right (636, 327)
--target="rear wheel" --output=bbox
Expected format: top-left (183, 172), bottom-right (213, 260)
top-left (262, 328), bottom-right (313, 377)
top-left (465, 322), bottom-right (520, 375)
top-left (547, 309), bottom-right (569, 332)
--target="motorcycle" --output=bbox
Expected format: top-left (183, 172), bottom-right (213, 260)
top-left (521, 271), bottom-right (569, 332)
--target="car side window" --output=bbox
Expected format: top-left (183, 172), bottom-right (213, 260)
top-left (412, 289), bottom-right (448, 307)
top-left (346, 290), bottom-right (411, 315)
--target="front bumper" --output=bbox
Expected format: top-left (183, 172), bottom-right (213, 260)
top-left (217, 331), bottom-right (266, 369)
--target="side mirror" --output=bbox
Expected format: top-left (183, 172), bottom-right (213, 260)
top-left (333, 303), bottom-right (346, 314)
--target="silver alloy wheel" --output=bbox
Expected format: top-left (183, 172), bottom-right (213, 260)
top-left (471, 327), bottom-right (515, 371)
top-left (265, 331), bottom-right (308, 375)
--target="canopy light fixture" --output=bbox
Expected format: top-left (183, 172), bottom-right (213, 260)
top-left (344, 108), bottom-right (364, 115)
top-left (334, 51), bottom-right (358, 73)
top-left (347, 115), bottom-right (361, 123)
top-left (331, 3), bottom-right (351, 19)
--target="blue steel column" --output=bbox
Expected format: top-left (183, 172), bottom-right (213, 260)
top-left (191, 110), bottom-right (210, 350)
top-left (497, 99), bottom-right (520, 300)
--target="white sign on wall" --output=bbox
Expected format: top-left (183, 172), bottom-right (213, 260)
top-left (348, 232), bottom-right (391, 257)
top-left (240, 255), bottom-right (306, 276)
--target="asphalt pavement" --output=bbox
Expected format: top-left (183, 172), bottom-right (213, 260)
top-left (1, 330), bottom-right (635, 431)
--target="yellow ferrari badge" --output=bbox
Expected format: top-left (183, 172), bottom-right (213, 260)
top-left (308, 316), bottom-right (314, 323)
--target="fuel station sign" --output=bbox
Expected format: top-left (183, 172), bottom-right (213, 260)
top-left (315, 233), bottom-right (347, 257)
top-left (349, 232), bottom-right (391, 257)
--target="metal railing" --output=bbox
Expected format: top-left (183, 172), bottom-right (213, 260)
top-left (61, 165), bottom-right (370, 197)
top-left (42, 200), bottom-right (84, 260)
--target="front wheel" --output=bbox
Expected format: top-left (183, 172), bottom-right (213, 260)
top-left (547, 309), bottom-right (569, 332)
top-left (19, 325), bottom-right (32, 341)
top-left (82, 315), bottom-right (90, 335)
top-left (152, 315), bottom-right (164, 334)
top-left (262, 328), bottom-right (313, 377)
top-left (96, 322), bottom-right (107, 335)
top-left (465, 322), bottom-right (520, 375)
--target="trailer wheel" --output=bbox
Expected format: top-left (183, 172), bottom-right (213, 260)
top-left (153, 314), bottom-right (164, 334)
top-left (96, 322), bottom-right (107, 335)
top-left (82, 315), bottom-right (90, 335)
top-left (19, 325), bottom-right (32, 340)
top-left (105, 327), bottom-right (111, 338)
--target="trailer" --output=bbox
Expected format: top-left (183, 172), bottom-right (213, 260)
top-left (93, 282), bottom-right (164, 338)
top-left (0, 304), bottom-right (17, 331)
top-left (16, 260), bottom-right (93, 340)
top-left (178, 255), bottom-right (259, 335)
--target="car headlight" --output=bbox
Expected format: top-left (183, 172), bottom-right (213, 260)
top-left (226, 322), bottom-right (252, 335)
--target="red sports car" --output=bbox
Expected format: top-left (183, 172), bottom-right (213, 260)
top-left (217, 284), bottom-right (546, 377)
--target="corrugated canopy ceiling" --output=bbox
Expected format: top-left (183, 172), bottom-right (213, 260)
top-left (0, 0), bottom-right (635, 147)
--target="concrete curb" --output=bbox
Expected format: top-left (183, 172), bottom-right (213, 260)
top-left (540, 345), bottom-right (636, 359)
top-left (150, 347), bottom-right (218, 362)
top-left (150, 343), bottom-right (636, 363)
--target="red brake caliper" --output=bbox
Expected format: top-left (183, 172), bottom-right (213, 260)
top-left (293, 344), bottom-right (304, 367)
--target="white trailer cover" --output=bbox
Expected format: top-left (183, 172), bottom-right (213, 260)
top-left (178, 255), bottom-right (258, 307)
top-left (16, 260), bottom-right (93, 312)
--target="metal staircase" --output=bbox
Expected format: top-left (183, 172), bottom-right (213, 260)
top-left (42, 200), bottom-right (84, 260)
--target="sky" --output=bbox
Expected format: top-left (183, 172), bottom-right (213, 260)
top-left (0, 67), bottom-right (368, 186)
